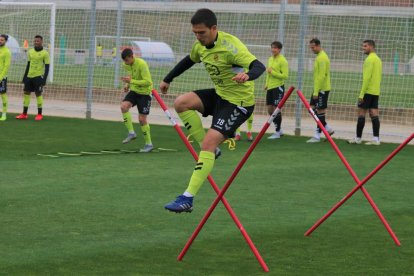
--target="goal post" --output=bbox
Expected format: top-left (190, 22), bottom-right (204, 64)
top-left (0, 2), bottom-right (56, 82)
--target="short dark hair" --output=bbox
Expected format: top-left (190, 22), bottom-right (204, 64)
top-left (363, 39), bottom-right (376, 48)
top-left (0, 34), bottom-right (9, 41)
top-left (191, 8), bottom-right (217, 28)
top-left (121, 48), bottom-right (133, 60)
top-left (309, 38), bottom-right (321, 46)
top-left (35, 35), bottom-right (43, 40)
top-left (271, 41), bottom-right (283, 49)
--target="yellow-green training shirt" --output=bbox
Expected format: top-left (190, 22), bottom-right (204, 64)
top-left (313, 50), bottom-right (331, 96)
top-left (266, 54), bottom-right (288, 89)
top-left (360, 52), bottom-right (382, 98)
top-left (190, 31), bottom-right (257, 107)
top-left (122, 57), bottom-right (153, 95)
top-left (27, 48), bottom-right (50, 78)
top-left (0, 45), bottom-right (11, 80)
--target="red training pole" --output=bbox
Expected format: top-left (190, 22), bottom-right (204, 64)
top-left (297, 90), bottom-right (400, 246)
top-left (151, 89), bottom-right (269, 272)
top-left (305, 132), bottom-right (413, 242)
top-left (178, 86), bottom-right (295, 262)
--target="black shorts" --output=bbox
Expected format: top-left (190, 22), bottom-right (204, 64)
top-left (24, 76), bottom-right (44, 94)
top-left (266, 85), bottom-right (285, 106)
top-left (123, 91), bottom-right (152, 115)
top-left (194, 88), bottom-right (254, 138)
top-left (309, 91), bottom-right (330, 109)
top-left (358, 94), bottom-right (379, 109)
top-left (0, 78), bottom-right (7, 94)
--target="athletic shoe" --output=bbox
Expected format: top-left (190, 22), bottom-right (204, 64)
top-left (35, 114), bottom-right (43, 121)
top-left (247, 132), bottom-right (253, 142)
top-left (16, 113), bottom-right (28, 120)
top-left (122, 132), bottom-right (137, 144)
top-left (348, 138), bottom-right (362, 144)
top-left (139, 144), bottom-right (154, 153)
top-left (164, 195), bottom-right (193, 213)
top-left (268, 132), bottom-right (281, 139)
top-left (215, 147), bottom-right (221, 159)
top-left (365, 140), bottom-right (380, 146)
top-left (0, 114), bottom-right (6, 121)
top-left (306, 137), bottom-right (321, 143)
top-left (234, 134), bottom-right (241, 141)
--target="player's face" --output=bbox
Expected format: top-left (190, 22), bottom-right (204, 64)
top-left (34, 38), bottom-right (43, 47)
top-left (123, 55), bottom-right (134, 65)
top-left (0, 37), bottom-right (6, 47)
top-left (362, 43), bottom-right (372, 55)
top-left (271, 46), bottom-right (281, 56)
top-left (309, 43), bottom-right (320, 54)
top-left (192, 24), bottom-right (217, 46)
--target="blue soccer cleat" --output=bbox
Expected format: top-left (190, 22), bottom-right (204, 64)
top-left (164, 195), bottom-right (193, 213)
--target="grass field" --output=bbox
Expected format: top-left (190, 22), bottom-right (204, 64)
top-left (1, 116), bottom-right (413, 274)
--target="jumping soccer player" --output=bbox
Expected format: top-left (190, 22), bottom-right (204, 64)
top-left (0, 34), bottom-right (11, 121)
top-left (348, 40), bottom-right (382, 146)
top-left (160, 8), bottom-right (265, 213)
top-left (16, 35), bottom-right (50, 121)
top-left (265, 41), bottom-right (289, 139)
top-left (120, 48), bottom-right (154, 153)
top-left (307, 38), bottom-right (334, 143)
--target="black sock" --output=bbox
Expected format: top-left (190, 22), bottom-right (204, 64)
top-left (23, 106), bottom-right (28, 114)
top-left (316, 113), bottom-right (326, 133)
top-left (38, 108), bottom-right (42, 115)
top-left (371, 116), bottom-right (380, 137)
top-left (273, 113), bottom-right (282, 132)
top-left (357, 116), bottom-right (365, 138)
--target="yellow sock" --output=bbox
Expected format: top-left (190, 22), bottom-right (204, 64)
top-left (178, 110), bottom-right (205, 147)
top-left (186, 151), bottom-right (215, 196)
top-left (1, 94), bottom-right (7, 113)
top-left (23, 94), bottom-right (31, 107)
top-left (235, 127), bottom-right (241, 135)
top-left (247, 113), bottom-right (254, 132)
top-left (122, 112), bottom-right (134, 133)
top-left (36, 95), bottom-right (43, 108)
top-left (140, 124), bottom-right (152, 145)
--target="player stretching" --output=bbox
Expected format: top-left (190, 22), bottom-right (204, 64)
top-left (16, 35), bottom-right (50, 121)
top-left (160, 8), bottom-right (265, 213)
top-left (0, 34), bottom-right (11, 121)
top-left (120, 48), bottom-right (154, 153)
top-left (348, 40), bottom-right (382, 145)
top-left (307, 38), bottom-right (334, 143)
top-left (265, 41), bottom-right (289, 139)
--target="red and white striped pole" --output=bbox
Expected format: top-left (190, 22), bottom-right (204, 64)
top-left (151, 89), bottom-right (269, 272)
top-left (297, 90), bottom-right (401, 246)
top-left (177, 86), bottom-right (295, 263)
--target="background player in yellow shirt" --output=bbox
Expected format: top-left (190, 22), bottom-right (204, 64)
top-left (265, 41), bottom-right (288, 139)
top-left (120, 48), bottom-right (154, 153)
top-left (160, 9), bottom-right (265, 213)
top-left (307, 38), bottom-right (334, 143)
top-left (348, 40), bottom-right (382, 145)
top-left (0, 34), bottom-right (11, 121)
top-left (16, 35), bottom-right (50, 121)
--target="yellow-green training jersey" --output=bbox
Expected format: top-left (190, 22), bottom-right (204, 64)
top-left (360, 52), bottom-right (382, 98)
top-left (313, 50), bottom-right (331, 96)
top-left (122, 57), bottom-right (153, 95)
top-left (190, 31), bottom-right (257, 107)
top-left (266, 54), bottom-right (289, 89)
top-left (27, 48), bottom-right (50, 78)
top-left (0, 45), bottom-right (11, 80)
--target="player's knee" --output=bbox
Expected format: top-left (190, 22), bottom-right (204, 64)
top-left (174, 95), bottom-right (188, 113)
top-left (120, 102), bottom-right (130, 113)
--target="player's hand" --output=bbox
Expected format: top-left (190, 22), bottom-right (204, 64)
top-left (232, 73), bottom-right (249, 83)
top-left (123, 85), bottom-right (129, 93)
top-left (358, 98), bottom-right (364, 104)
top-left (159, 81), bottom-right (170, 94)
top-left (121, 76), bottom-right (131, 83)
top-left (312, 95), bottom-right (318, 100)
top-left (41, 77), bottom-right (46, 86)
top-left (267, 67), bottom-right (272, 73)
top-left (264, 86), bottom-right (267, 91)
